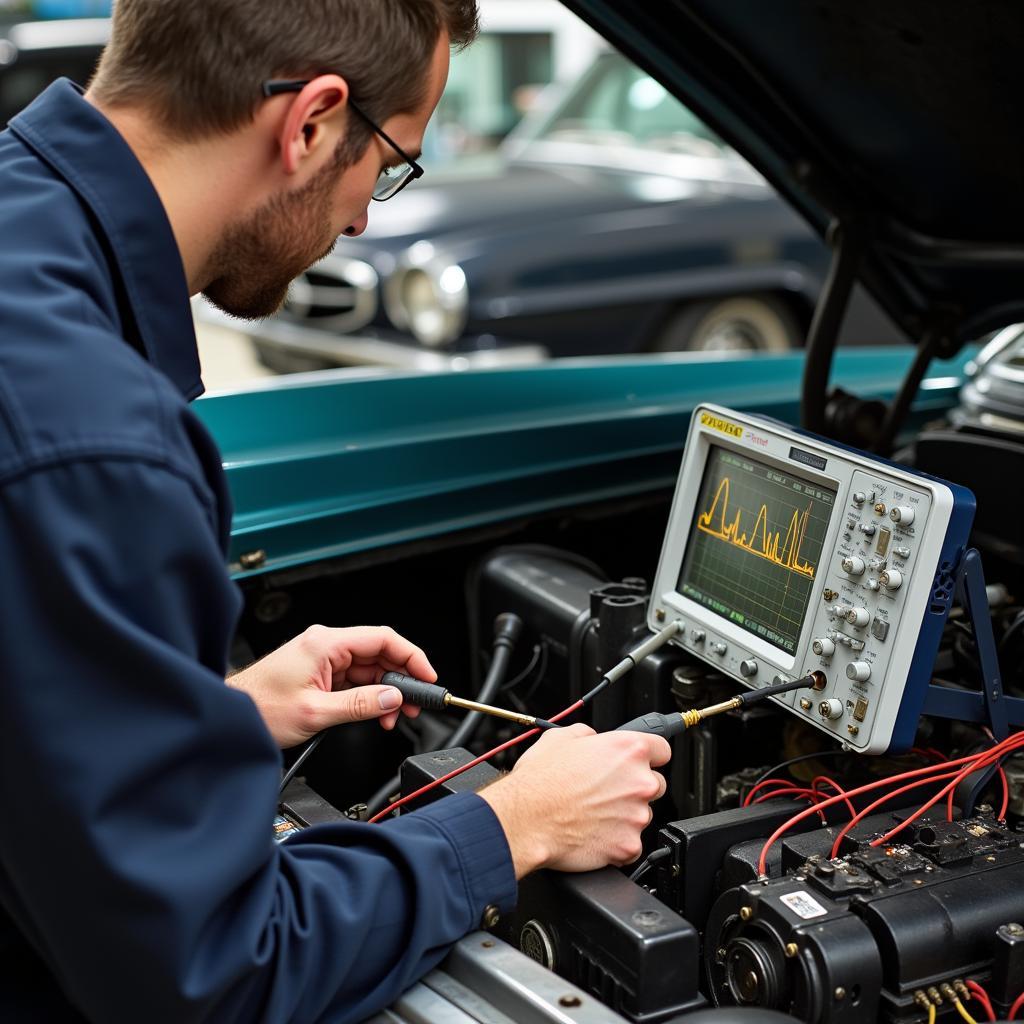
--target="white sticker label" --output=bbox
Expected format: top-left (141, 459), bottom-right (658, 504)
top-left (779, 890), bottom-right (828, 919)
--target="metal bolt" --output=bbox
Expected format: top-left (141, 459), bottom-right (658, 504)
top-left (671, 864), bottom-right (681, 878)
top-left (239, 549), bottom-right (267, 570)
top-left (655, 608), bottom-right (666, 622)
top-left (739, 906), bottom-right (753, 921)
top-left (987, 855), bottom-right (997, 862)
top-left (785, 943), bottom-right (799, 958)
top-left (835, 987), bottom-right (847, 1001)
top-left (482, 905), bottom-right (501, 928)
top-left (559, 995), bottom-right (583, 1008)
top-left (716, 947), bottom-right (728, 963)
top-left (1006, 923), bottom-right (1024, 936)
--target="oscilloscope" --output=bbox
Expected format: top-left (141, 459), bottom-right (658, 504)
top-left (648, 404), bottom-right (976, 754)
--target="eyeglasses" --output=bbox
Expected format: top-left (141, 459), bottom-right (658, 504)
top-left (261, 79), bottom-right (425, 201)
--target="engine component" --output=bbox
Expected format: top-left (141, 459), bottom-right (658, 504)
top-left (703, 811), bottom-right (1024, 1022)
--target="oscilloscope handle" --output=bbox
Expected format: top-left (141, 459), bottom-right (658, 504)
top-left (921, 548), bottom-right (1022, 815)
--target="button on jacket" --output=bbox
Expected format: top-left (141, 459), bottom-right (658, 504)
top-left (0, 81), bottom-right (516, 1023)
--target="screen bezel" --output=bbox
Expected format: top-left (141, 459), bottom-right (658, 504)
top-left (659, 428), bottom-right (843, 671)
top-left (676, 442), bottom-right (838, 656)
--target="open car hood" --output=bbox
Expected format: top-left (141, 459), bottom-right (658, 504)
top-left (563, 0), bottom-right (1024, 351)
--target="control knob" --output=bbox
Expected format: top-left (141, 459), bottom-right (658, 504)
top-left (858, 523), bottom-right (877, 536)
top-left (691, 629), bottom-right (706, 644)
top-left (711, 642), bottom-right (727, 656)
top-left (845, 607), bottom-right (870, 628)
top-left (740, 659), bottom-right (758, 677)
top-left (842, 556), bottom-right (866, 576)
top-left (819, 699), bottom-right (844, 721)
top-left (811, 637), bottom-right (835, 657)
top-left (880, 569), bottom-right (904, 591)
top-left (890, 506), bottom-right (915, 526)
top-left (853, 491), bottom-right (866, 506)
top-left (846, 661), bottom-right (872, 682)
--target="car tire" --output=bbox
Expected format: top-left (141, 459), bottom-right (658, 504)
top-left (651, 294), bottom-right (802, 353)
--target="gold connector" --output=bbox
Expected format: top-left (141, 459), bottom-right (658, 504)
top-left (913, 991), bottom-right (932, 1011)
top-left (953, 981), bottom-right (970, 1001)
top-left (927, 987), bottom-right (943, 1006)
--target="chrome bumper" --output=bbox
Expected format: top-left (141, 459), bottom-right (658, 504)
top-left (197, 303), bottom-right (548, 371)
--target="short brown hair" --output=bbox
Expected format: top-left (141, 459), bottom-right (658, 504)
top-left (91, 0), bottom-right (478, 141)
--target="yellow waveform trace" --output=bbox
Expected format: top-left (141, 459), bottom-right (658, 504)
top-left (697, 477), bottom-right (816, 579)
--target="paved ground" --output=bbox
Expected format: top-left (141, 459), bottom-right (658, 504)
top-left (195, 320), bottom-right (276, 393)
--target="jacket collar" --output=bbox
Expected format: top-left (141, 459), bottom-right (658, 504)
top-left (9, 79), bottom-right (204, 400)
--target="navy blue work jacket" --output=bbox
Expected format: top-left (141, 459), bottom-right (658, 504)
top-left (0, 81), bottom-right (516, 1023)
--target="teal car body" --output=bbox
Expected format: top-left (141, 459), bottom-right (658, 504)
top-left (196, 347), bottom-right (971, 581)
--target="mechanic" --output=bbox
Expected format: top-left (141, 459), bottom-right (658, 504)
top-left (0, 1), bottom-right (671, 1021)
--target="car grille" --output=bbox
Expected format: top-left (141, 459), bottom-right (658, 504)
top-left (279, 256), bottom-right (379, 333)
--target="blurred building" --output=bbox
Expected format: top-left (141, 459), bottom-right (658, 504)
top-left (425, 0), bottom-right (603, 164)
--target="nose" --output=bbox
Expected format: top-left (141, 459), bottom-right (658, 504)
top-left (344, 211), bottom-right (369, 237)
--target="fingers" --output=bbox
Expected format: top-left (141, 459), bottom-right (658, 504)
top-left (312, 683), bottom-right (409, 728)
top-left (308, 625), bottom-right (436, 684)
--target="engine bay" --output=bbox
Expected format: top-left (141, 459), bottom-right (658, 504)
top-left (245, 327), bottom-right (1024, 1024)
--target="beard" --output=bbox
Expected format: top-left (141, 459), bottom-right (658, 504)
top-left (201, 146), bottom-right (351, 321)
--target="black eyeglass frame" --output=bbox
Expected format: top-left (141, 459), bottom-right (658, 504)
top-left (261, 78), bottom-right (425, 201)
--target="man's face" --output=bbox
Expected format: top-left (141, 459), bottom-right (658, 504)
top-left (202, 34), bottom-right (449, 321)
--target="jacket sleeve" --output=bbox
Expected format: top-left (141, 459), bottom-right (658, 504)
top-left (0, 455), bottom-right (516, 1024)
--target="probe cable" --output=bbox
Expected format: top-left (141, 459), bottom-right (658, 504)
top-left (1009, 990), bottom-right (1024, 1021)
top-left (367, 620), bottom-right (685, 823)
top-left (756, 731), bottom-right (1022, 876)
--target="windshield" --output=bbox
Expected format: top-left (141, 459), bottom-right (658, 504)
top-left (514, 51), bottom-right (728, 160)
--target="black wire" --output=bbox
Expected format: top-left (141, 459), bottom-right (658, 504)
top-left (628, 846), bottom-right (672, 883)
top-left (873, 333), bottom-right (938, 455)
top-left (279, 732), bottom-right (326, 794)
top-left (749, 749), bottom-right (847, 793)
top-left (500, 644), bottom-right (543, 692)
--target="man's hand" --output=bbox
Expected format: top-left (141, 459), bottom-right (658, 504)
top-left (479, 723), bottom-right (670, 877)
top-left (227, 625), bottom-right (434, 748)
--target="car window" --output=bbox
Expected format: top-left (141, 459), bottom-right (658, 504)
top-left (524, 52), bottom-right (726, 158)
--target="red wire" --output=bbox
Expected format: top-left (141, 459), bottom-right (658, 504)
top-left (876, 735), bottom-right (1024, 849)
top-left (757, 741), bottom-right (1014, 876)
top-left (811, 775), bottom-right (856, 819)
top-left (965, 981), bottom-right (995, 1022)
top-left (998, 764), bottom-right (1010, 820)
top-left (1009, 991), bottom-right (1024, 1021)
top-left (829, 769), bottom-right (960, 859)
top-left (368, 699), bottom-right (586, 823)
top-left (743, 777), bottom-right (807, 806)
top-left (752, 787), bottom-right (826, 822)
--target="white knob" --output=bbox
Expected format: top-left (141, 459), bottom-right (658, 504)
top-left (842, 556), bottom-right (866, 576)
top-left (819, 698), bottom-right (844, 720)
top-left (812, 637), bottom-right (835, 657)
top-left (880, 569), bottom-right (904, 590)
top-left (890, 506), bottom-right (915, 526)
top-left (845, 607), bottom-right (870, 627)
top-left (847, 661), bottom-right (872, 682)
top-left (853, 491), bottom-right (866, 505)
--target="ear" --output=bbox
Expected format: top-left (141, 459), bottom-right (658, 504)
top-left (277, 74), bottom-right (351, 177)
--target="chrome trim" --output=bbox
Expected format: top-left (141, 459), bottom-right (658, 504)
top-left (236, 318), bottom-right (548, 371)
top-left (280, 255), bottom-right (379, 333)
top-left (383, 249), bottom-right (469, 348)
top-left (964, 323), bottom-right (1024, 383)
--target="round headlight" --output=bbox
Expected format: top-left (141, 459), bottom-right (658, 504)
top-left (386, 261), bottom-right (469, 348)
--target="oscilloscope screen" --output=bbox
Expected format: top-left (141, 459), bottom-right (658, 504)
top-left (677, 445), bottom-right (836, 654)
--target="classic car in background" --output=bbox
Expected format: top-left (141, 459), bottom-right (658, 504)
top-left (0, 16), bottom-right (106, 124)
top-left (228, 49), bottom-right (906, 374)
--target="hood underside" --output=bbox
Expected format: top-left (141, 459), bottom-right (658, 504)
top-left (564, 0), bottom-right (1024, 350)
